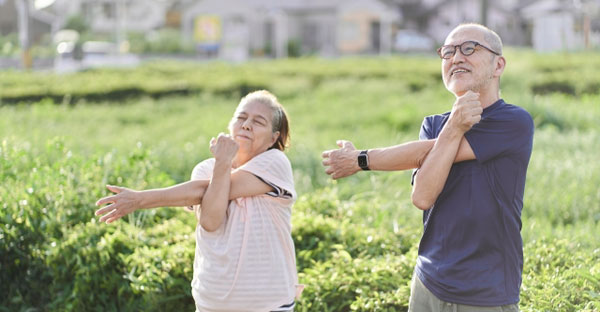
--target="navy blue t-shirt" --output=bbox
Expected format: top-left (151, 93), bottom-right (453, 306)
top-left (413, 99), bottom-right (534, 306)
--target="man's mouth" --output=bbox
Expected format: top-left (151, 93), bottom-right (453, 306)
top-left (451, 68), bottom-right (470, 76)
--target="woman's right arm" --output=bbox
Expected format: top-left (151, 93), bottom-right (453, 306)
top-left (95, 179), bottom-right (209, 224)
top-left (199, 134), bottom-right (239, 232)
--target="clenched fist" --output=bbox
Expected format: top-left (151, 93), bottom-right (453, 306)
top-left (447, 91), bottom-right (483, 133)
top-left (210, 133), bottom-right (239, 163)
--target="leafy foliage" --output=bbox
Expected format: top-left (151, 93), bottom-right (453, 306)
top-left (1, 52), bottom-right (599, 311)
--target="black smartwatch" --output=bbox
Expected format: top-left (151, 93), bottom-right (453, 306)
top-left (358, 150), bottom-right (370, 171)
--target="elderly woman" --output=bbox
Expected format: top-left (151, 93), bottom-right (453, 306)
top-left (95, 90), bottom-right (302, 312)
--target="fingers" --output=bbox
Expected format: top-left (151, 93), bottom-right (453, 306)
top-left (98, 206), bottom-right (118, 223)
top-left (342, 141), bottom-right (355, 150)
top-left (216, 132), bottom-right (233, 143)
top-left (325, 166), bottom-right (334, 175)
top-left (100, 211), bottom-right (121, 224)
top-left (215, 133), bottom-right (236, 144)
top-left (95, 202), bottom-right (117, 216)
top-left (462, 90), bottom-right (479, 99)
top-left (96, 194), bottom-right (117, 207)
top-left (106, 218), bottom-right (119, 224)
top-left (106, 184), bottom-right (123, 194)
top-left (335, 140), bottom-right (356, 151)
top-left (211, 132), bottom-right (238, 160)
top-left (323, 141), bottom-right (359, 180)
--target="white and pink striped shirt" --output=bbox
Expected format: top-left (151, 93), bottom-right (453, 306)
top-left (190, 149), bottom-right (302, 312)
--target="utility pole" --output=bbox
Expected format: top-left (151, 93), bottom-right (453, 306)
top-left (116, 0), bottom-right (127, 53)
top-left (16, 0), bottom-right (32, 69)
top-left (480, 0), bottom-right (489, 26)
top-left (583, 13), bottom-right (590, 50)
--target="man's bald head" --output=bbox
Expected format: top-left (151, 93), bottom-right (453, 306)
top-left (447, 23), bottom-right (503, 56)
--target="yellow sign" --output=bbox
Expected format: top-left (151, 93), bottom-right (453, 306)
top-left (194, 16), bottom-right (221, 43)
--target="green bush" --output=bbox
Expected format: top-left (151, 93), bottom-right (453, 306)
top-left (1, 53), bottom-right (599, 311)
top-left (530, 80), bottom-right (576, 96)
top-left (128, 29), bottom-right (195, 55)
top-left (0, 138), bottom-right (185, 311)
top-left (297, 249), bottom-right (416, 312)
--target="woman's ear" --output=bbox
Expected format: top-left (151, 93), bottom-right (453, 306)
top-left (271, 131), bottom-right (280, 145)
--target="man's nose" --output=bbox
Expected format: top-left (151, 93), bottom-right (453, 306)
top-left (451, 49), bottom-right (467, 63)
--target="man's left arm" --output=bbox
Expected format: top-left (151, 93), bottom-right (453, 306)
top-left (322, 138), bottom-right (475, 180)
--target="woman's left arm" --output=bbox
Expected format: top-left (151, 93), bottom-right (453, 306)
top-left (95, 171), bottom-right (271, 225)
top-left (95, 179), bottom-right (209, 224)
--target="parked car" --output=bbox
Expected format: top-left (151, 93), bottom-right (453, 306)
top-left (393, 30), bottom-right (435, 53)
top-left (55, 40), bottom-right (139, 72)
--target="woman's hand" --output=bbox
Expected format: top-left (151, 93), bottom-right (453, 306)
top-left (210, 133), bottom-right (239, 163)
top-left (95, 185), bottom-right (141, 224)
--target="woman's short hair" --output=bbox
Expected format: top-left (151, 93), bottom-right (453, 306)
top-left (238, 90), bottom-right (290, 151)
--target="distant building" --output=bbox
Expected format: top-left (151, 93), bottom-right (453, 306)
top-left (54, 0), bottom-right (169, 34)
top-left (389, 0), bottom-right (528, 46)
top-left (390, 0), bottom-right (600, 52)
top-left (0, 0), bottom-right (57, 42)
top-left (518, 0), bottom-right (600, 52)
top-left (2, 0), bottom-right (598, 60)
top-left (181, 0), bottom-right (399, 61)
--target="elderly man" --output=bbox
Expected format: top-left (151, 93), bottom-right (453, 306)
top-left (322, 23), bottom-right (533, 311)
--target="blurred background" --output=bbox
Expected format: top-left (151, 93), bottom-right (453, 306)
top-left (1, 0), bottom-right (600, 71)
top-left (2, 1), bottom-right (600, 311)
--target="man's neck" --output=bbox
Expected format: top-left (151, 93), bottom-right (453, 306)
top-left (478, 90), bottom-right (500, 109)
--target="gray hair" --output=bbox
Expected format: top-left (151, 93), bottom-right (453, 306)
top-left (454, 23), bottom-right (503, 55)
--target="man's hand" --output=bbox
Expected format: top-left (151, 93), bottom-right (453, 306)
top-left (447, 91), bottom-right (483, 133)
top-left (322, 140), bottom-right (361, 179)
top-left (95, 185), bottom-right (141, 224)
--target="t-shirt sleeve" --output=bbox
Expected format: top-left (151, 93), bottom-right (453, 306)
top-left (237, 149), bottom-right (296, 200)
top-left (419, 116), bottom-right (436, 141)
top-left (464, 108), bottom-right (534, 164)
top-left (190, 158), bottom-right (215, 181)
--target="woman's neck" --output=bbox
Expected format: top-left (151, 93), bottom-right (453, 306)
top-left (232, 152), bottom-right (252, 169)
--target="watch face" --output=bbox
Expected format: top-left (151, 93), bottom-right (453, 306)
top-left (358, 150), bottom-right (369, 170)
top-left (358, 155), bottom-right (368, 167)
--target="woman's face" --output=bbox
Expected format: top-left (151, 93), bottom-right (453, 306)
top-left (229, 100), bottom-right (279, 158)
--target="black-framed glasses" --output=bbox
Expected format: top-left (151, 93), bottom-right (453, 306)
top-left (437, 40), bottom-right (500, 59)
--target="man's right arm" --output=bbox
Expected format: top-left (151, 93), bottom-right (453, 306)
top-left (411, 91), bottom-right (482, 210)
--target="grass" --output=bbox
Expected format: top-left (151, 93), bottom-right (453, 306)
top-left (1, 51), bottom-right (599, 311)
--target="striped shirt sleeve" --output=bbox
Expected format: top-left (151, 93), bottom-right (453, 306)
top-left (238, 149), bottom-right (296, 200)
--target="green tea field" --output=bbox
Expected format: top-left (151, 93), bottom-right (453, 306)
top-left (1, 50), bottom-right (599, 311)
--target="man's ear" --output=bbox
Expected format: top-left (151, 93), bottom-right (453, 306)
top-left (494, 56), bottom-right (506, 78)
